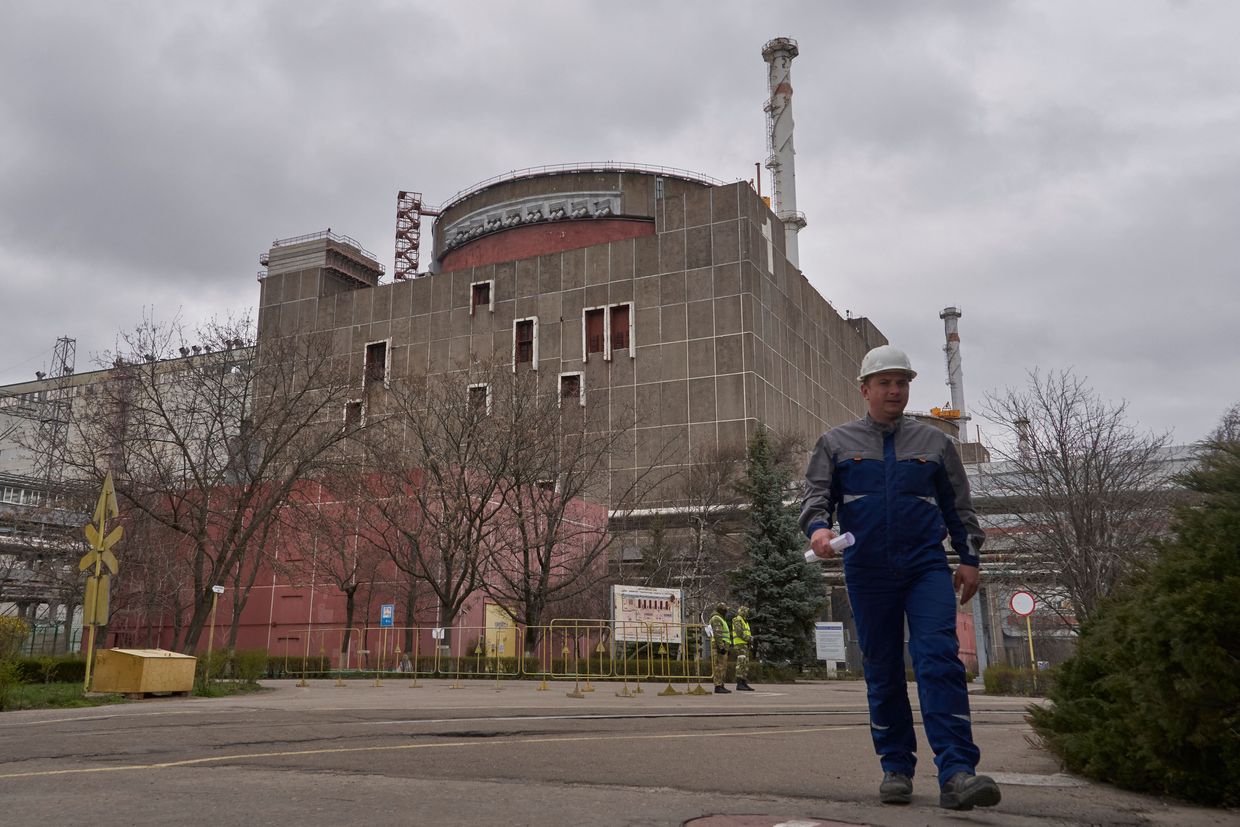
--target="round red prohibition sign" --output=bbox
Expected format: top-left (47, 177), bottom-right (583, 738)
top-left (1010, 591), bottom-right (1036, 617)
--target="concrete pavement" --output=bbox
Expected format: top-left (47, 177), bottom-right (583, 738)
top-left (0, 678), bottom-right (1233, 826)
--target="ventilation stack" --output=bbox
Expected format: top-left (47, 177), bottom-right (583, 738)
top-left (939, 307), bottom-right (969, 443)
top-left (762, 37), bottom-right (807, 268)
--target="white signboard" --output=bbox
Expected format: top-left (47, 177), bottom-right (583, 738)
top-left (431, 627), bottom-right (445, 640)
top-left (611, 585), bottom-right (682, 644)
top-left (814, 622), bottom-right (847, 663)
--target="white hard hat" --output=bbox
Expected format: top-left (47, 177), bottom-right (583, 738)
top-left (858, 345), bottom-right (917, 381)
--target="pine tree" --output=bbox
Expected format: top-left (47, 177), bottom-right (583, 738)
top-left (731, 423), bottom-right (825, 666)
top-left (1028, 408), bottom-right (1240, 806)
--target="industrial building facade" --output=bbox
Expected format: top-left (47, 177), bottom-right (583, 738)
top-left (257, 166), bottom-right (884, 506)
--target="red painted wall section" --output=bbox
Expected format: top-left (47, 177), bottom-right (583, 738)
top-left (956, 607), bottom-right (978, 674)
top-left (103, 476), bottom-right (610, 657)
top-left (440, 218), bottom-right (654, 272)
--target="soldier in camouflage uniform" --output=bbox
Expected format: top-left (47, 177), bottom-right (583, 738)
top-left (708, 602), bottom-right (732, 694)
top-left (731, 606), bottom-right (754, 691)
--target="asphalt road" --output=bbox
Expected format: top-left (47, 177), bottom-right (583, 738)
top-left (0, 679), bottom-right (1232, 827)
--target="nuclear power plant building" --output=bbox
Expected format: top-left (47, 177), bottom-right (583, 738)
top-left (257, 165), bottom-right (884, 510)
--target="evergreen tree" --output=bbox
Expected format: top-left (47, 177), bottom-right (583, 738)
top-left (1028, 408), bottom-right (1240, 806)
top-left (731, 423), bottom-right (825, 666)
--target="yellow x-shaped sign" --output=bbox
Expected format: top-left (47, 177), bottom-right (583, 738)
top-left (81, 472), bottom-right (122, 576)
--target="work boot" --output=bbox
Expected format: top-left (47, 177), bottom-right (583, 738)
top-left (735, 679), bottom-right (754, 691)
top-left (939, 772), bottom-right (1001, 811)
top-left (714, 685), bottom-right (731, 694)
top-left (879, 771), bottom-right (912, 805)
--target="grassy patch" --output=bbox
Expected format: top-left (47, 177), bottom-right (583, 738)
top-left (3, 682), bottom-right (128, 711)
top-left (193, 680), bottom-right (269, 698)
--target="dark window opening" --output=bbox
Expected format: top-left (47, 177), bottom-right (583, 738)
top-left (468, 384), bottom-right (489, 413)
top-left (515, 320), bottom-right (535, 364)
top-left (535, 479), bottom-right (556, 493)
top-left (560, 374), bottom-right (581, 400)
top-left (365, 341), bottom-right (388, 385)
top-left (344, 401), bottom-right (363, 428)
top-left (610, 304), bottom-right (631, 351)
top-left (585, 308), bottom-right (605, 355)
top-left (471, 281), bottom-right (491, 312)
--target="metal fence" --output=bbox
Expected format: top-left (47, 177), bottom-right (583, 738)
top-left (275, 619), bottom-right (715, 694)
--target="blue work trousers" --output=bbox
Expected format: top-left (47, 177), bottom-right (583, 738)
top-left (847, 562), bottom-right (979, 786)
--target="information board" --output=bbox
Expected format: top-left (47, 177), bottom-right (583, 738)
top-left (814, 621), bottom-right (846, 663)
top-left (611, 585), bottom-right (682, 644)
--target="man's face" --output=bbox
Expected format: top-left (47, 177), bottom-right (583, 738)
top-left (861, 371), bottom-right (912, 423)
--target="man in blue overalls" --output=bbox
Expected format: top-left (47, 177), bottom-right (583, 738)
top-left (800, 345), bottom-right (1001, 811)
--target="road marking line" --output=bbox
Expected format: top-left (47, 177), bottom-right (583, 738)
top-left (0, 725), bottom-right (853, 780)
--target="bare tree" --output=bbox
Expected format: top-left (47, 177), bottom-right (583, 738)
top-left (60, 314), bottom-right (361, 652)
top-left (287, 476), bottom-right (389, 664)
top-left (632, 446), bottom-right (745, 619)
top-left (982, 369), bottom-right (1176, 625)
top-left (484, 371), bottom-right (665, 654)
top-left (361, 363), bottom-right (514, 650)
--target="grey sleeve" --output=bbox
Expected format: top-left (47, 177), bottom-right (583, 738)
top-left (935, 439), bottom-right (985, 567)
top-left (799, 433), bottom-right (836, 538)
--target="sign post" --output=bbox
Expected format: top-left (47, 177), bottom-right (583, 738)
top-left (206, 584), bottom-right (225, 684)
top-left (1010, 590), bottom-right (1038, 691)
top-left (80, 473), bottom-right (122, 692)
top-left (376, 604), bottom-right (395, 686)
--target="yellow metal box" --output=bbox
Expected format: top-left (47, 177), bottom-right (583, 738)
top-left (92, 648), bottom-right (197, 694)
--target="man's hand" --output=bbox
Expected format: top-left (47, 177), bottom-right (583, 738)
top-left (953, 564), bottom-right (980, 605)
top-left (809, 527), bottom-right (839, 559)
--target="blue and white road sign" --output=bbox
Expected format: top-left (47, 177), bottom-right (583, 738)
top-left (380, 604), bottom-right (395, 627)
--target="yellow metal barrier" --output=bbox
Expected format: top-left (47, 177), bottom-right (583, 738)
top-left (286, 618), bottom-right (713, 690)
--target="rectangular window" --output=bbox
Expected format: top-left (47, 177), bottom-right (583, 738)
top-left (535, 479), bottom-right (557, 493)
top-left (343, 400), bottom-right (364, 429)
top-left (514, 318), bottom-right (536, 366)
top-left (610, 303), bottom-right (631, 352)
top-left (468, 383), bottom-right (491, 414)
top-left (470, 281), bottom-right (492, 314)
top-left (584, 308), bottom-right (606, 358)
top-left (559, 372), bottom-right (584, 406)
top-left (364, 341), bottom-right (388, 386)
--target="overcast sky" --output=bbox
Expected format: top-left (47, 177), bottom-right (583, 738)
top-left (2, 1), bottom-right (1237, 446)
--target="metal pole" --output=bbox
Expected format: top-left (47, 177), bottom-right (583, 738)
top-left (206, 591), bottom-right (219, 684)
top-left (83, 625), bottom-right (97, 692)
top-left (1025, 614), bottom-right (1037, 692)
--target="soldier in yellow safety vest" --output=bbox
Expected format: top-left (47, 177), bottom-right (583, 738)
top-left (708, 602), bottom-right (733, 694)
top-left (731, 606), bottom-right (754, 691)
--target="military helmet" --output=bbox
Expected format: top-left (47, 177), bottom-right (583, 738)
top-left (737, 606), bottom-right (749, 617)
top-left (714, 602), bottom-right (728, 614)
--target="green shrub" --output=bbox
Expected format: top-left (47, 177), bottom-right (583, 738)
top-left (231, 649), bottom-right (268, 684)
top-left (1028, 436), bottom-right (1240, 807)
top-left (983, 663), bottom-right (1043, 696)
top-left (12, 656), bottom-right (85, 685)
top-left (0, 617), bottom-right (29, 658)
top-left (0, 659), bottom-right (20, 710)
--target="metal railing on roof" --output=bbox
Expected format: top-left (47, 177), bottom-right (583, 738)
top-left (269, 229), bottom-right (383, 267)
top-left (435, 162), bottom-right (732, 216)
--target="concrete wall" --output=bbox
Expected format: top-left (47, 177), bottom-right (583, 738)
top-left (257, 172), bottom-right (884, 508)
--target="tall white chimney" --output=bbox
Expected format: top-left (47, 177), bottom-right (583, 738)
top-left (940, 306), bottom-right (969, 443)
top-left (762, 37), bottom-right (807, 269)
